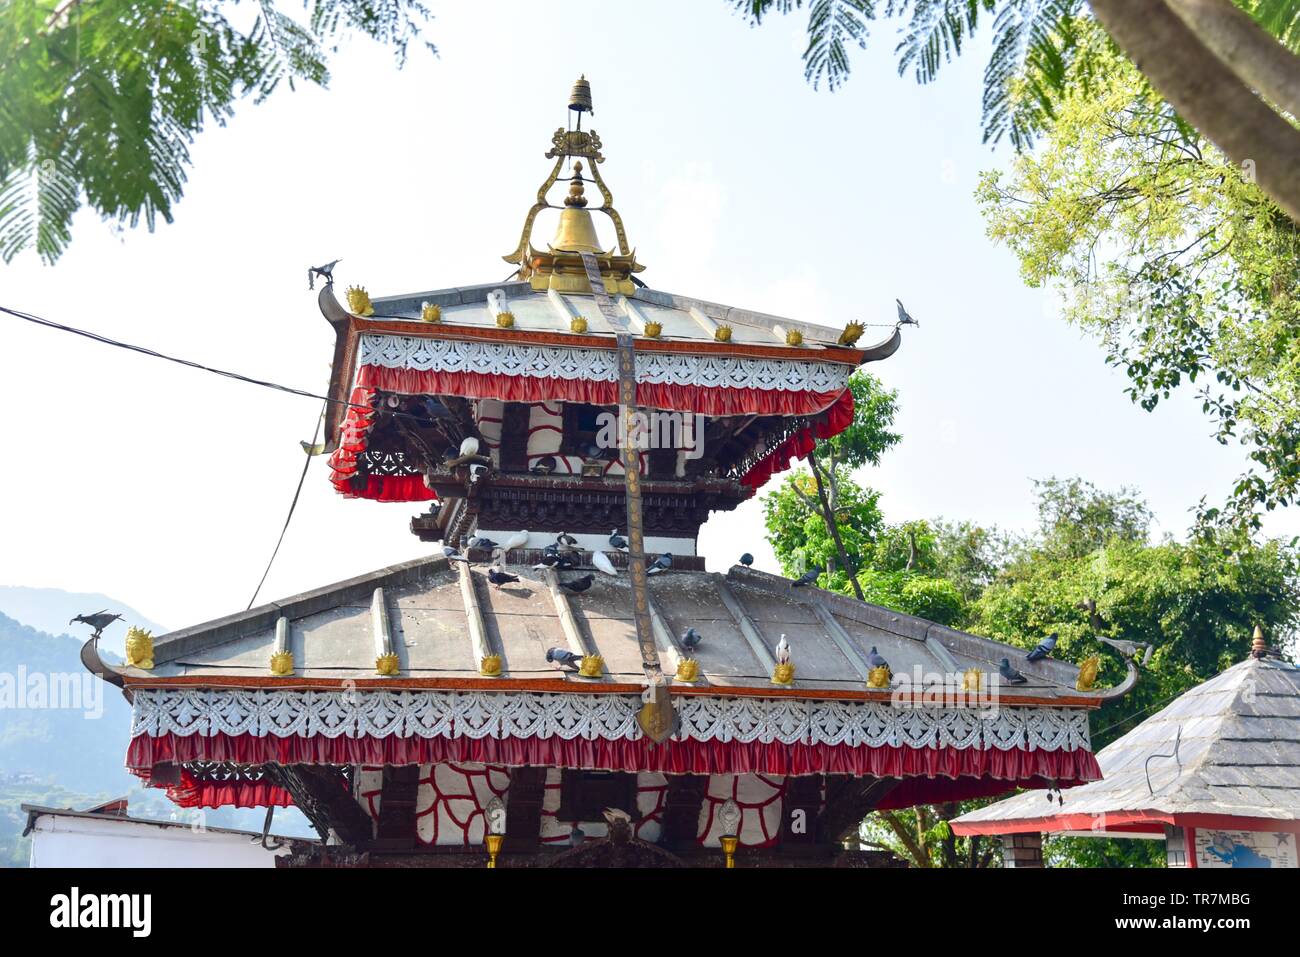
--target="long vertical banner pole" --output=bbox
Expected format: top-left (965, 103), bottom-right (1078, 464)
top-left (578, 253), bottom-right (675, 743)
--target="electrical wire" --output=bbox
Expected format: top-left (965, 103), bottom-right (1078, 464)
top-left (246, 402), bottom-right (326, 610)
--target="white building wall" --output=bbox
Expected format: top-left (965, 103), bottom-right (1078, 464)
top-left (28, 815), bottom-right (290, 868)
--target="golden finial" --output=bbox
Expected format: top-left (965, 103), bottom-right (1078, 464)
top-left (569, 74), bottom-right (593, 115)
top-left (675, 658), bottom-right (700, 682)
top-left (578, 654), bottom-right (605, 678)
top-left (569, 316), bottom-right (588, 334)
top-left (771, 661), bottom-right (795, 685)
top-left (1251, 625), bottom-right (1268, 659)
top-left (270, 650), bottom-right (294, 676)
top-left (345, 285), bottom-right (375, 317)
top-left (495, 311), bottom-right (516, 328)
top-left (565, 161), bottom-right (589, 208)
top-left (420, 302), bottom-right (442, 323)
top-left (479, 654), bottom-right (503, 677)
top-left (1076, 655), bottom-right (1101, 691)
top-left (376, 652), bottom-right (400, 676)
top-left (838, 321), bottom-right (865, 346)
top-left (962, 667), bottom-right (984, 692)
top-left (866, 664), bottom-right (891, 689)
top-left (714, 324), bottom-right (733, 343)
top-left (785, 328), bottom-right (804, 347)
top-left (642, 320), bottom-right (663, 339)
top-left (124, 626), bottom-right (154, 670)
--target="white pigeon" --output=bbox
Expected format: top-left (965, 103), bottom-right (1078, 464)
top-left (496, 530), bottom-right (529, 554)
top-left (774, 634), bottom-right (791, 664)
top-left (459, 436), bottom-right (480, 457)
top-left (592, 551), bottom-right (618, 577)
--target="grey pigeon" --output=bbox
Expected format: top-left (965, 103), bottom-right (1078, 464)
top-left (442, 545), bottom-right (470, 563)
top-left (487, 567), bottom-right (520, 587)
top-left (609, 529), bottom-right (629, 550)
top-left (739, 553), bottom-right (754, 567)
top-left (1026, 632), bottom-right (1058, 663)
top-left (998, 658), bottom-right (1028, 684)
top-left (467, 536), bottom-right (498, 551)
top-left (647, 553), bottom-right (673, 575)
top-left (866, 646), bottom-right (888, 669)
top-left (681, 628), bottom-right (703, 652)
top-left (531, 455), bottom-right (557, 475)
top-left (70, 610), bottom-right (123, 635)
top-left (546, 648), bottom-right (584, 670)
top-left (558, 574), bottom-right (595, 594)
top-left (895, 299), bottom-right (919, 327)
top-left (533, 552), bottom-right (560, 569)
top-left (308, 258), bottom-right (341, 290)
top-left (556, 532), bottom-right (578, 547)
top-left (791, 566), bottom-right (823, 588)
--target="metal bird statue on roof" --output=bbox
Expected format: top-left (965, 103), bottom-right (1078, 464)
top-left (308, 258), bottom-right (341, 290)
top-left (70, 610), bottom-right (123, 637)
top-left (1098, 636), bottom-right (1152, 662)
top-left (895, 299), bottom-right (919, 327)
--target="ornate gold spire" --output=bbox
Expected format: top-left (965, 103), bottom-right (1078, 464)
top-left (503, 76), bottom-right (644, 295)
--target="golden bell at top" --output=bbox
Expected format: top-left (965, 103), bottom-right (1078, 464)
top-left (569, 74), bottom-right (593, 115)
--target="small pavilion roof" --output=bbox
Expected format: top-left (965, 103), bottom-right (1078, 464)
top-left (952, 656), bottom-right (1300, 834)
top-left (106, 554), bottom-right (1107, 706)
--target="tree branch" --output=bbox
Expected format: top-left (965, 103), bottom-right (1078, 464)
top-left (1089, 0), bottom-right (1300, 222)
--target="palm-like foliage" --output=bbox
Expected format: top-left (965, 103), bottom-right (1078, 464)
top-left (0, 0), bottom-right (434, 264)
top-left (735, 1), bottom-right (1300, 148)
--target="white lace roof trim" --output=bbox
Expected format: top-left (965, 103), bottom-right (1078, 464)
top-left (358, 335), bottom-right (855, 394)
top-left (130, 689), bottom-right (1091, 753)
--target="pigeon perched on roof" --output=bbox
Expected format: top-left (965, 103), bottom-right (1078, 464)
top-left (459, 437), bottom-right (480, 458)
top-left (774, 634), bottom-right (791, 664)
top-left (998, 658), bottom-right (1028, 684)
top-left (866, 646), bottom-right (888, 669)
top-left (530, 455), bottom-right (557, 475)
top-left (647, 553), bottom-right (673, 575)
top-left (442, 545), bottom-right (470, 563)
top-left (546, 648), bottom-right (584, 670)
top-left (895, 299), bottom-right (919, 327)
top-left (592, 551), bottom-right (618, 577)
top-left (69, 611), bottom-right (124, 635)
top-left (558, 574), bottom-right (595, 594)
top-left (557, 532), bottom-right (578, 546)
top-left (790, 566), bottom-right (823, 588)
top-left (487, 567), bottom-right (520, 588)
top-left (495, 530), bottom-right (529, 554)
top-left (1026, 632), bottom-right (1058, 663)
top-left (739, 553), bottom-right (754, 567)
top-left (467, 536), bottom-right (498, 551)
top-left (609, 529), bottom-right (629, 551)
top-left (681, 628), bottom-right (703, 652)
top-left (1075, 598), bottom-right (1108, 632)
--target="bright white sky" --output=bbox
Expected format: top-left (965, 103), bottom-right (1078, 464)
top-left (3, 0), bottom-right (1295, 631)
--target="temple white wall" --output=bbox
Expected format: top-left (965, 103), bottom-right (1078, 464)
top-left (26, 813), bottom-right (288, 868)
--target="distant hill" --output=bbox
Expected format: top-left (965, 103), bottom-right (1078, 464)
top-left (0, 585), bottom-right (168, 658)
top-left (0, 606), bottom-right (313, 866)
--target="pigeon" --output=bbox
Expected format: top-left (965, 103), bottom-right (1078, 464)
top-left (533, 551), bottom-right (560, 569)
top-left (531, 455), bottom-right (557, 475)
top-left (487, 567), bottom-right (520, 588)
top-left (592, 551), bottom-right (618, 577)
top-left (680, 628), bottom-right (703, 652)
top-left (558, 574), bottom-right (595, 594)
top-left (775, 634), bottom-right (791, 664)
top-left (70, 611), bottom-right (124, 635)
top-left (546, 647), bottom-right (584, 670)
top-left (495, 530), bottom-right (529, 555)
top-left (467, 536), bottom-right (499, 551)
top-left (998, 658), bottom-right (1028, 684)
top-left (609, 529), bottom-right (629, 551)
top-left (555, 553), bottom-right (578, 570)
top-left (895, 298), bottom-right (919, 327)
top-left (1026, 632), bottom-right (1058, 663)
top-left (647, 553), bottom-right (673, 575)
top-left (1075, 598), bottom-right (1108, 632)
top-left (790, 566), bottom-right (823, 588)
top-left (739, 553), bottom-right (754, 567)
top-left (556, 532), bottom-right (579, 547)
top-left (442, 545), bottom-right (470, 563)
top-left (308, 258), bottom-right (341, 290)
top-left (866, 645), bottom-right (888, 669)
top-left (459, 436), bottom-right (480, 458)
top-left (1098, 636), bottom-right (1148, 660)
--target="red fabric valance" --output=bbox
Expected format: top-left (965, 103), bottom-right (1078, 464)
top-left (128, 731), bottom-right (1099, 793)
top-left (739, 387), bottom-right (854, 491)
top-left (131, 765), bottom-right (297, 810)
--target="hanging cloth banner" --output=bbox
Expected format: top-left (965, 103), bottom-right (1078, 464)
top-left (578, 254), bottom-right (675, 743)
